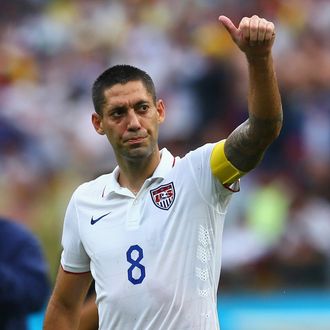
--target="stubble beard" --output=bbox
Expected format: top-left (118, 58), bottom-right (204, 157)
top-left (120, 141), bottom-right (158, 164)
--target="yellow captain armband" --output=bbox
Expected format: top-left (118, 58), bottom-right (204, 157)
top-left (210, 140), bottom-right (246, 185)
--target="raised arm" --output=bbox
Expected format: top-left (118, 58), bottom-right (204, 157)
top-left (43, 267), bottom-right (93, 330)
top-left (219, 15), bottom-right (282, 173)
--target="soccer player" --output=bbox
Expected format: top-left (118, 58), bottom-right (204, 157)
top-left (44, 15), bottom-right (282, 329)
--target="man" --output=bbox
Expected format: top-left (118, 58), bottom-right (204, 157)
top-left (0, 217), bottom-right (50, 330)
top-left (44, 15), bottom-right (282, 329)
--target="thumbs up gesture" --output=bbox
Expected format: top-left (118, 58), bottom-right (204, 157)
top-left (219, 15), bottom-right (275, 59)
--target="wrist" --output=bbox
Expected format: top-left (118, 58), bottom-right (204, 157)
top-left (246, 53), bottom-right (273, 65)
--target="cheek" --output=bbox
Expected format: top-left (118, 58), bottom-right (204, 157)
top-left (151, 118), bottom-right (160, 134)
top-left (103, 126), bottom-right (118, 143)
top-left (103, 121), bottom-right (124, 137)
top-left (106, 129), bottom-right (120, 142)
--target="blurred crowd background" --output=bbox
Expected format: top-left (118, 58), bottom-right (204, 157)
top-left (0, 0), bottom-right (329, 294)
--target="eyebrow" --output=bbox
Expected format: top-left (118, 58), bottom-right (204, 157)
top-left (109, 105), bottom-right (126, 112)
top-left (108, 99), bottom-right (150, 112)
top-left (134, 100), bottom-right (150, 107)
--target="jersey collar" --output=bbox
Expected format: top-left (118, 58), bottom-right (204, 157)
top-left (102, 148), bottom-right (175, 198)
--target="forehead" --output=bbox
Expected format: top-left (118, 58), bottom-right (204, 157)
top-left (103, 81), bottom-right (152, 107)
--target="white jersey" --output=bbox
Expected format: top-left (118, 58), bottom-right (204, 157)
top-left (61, 143), bottom-right (239, 330)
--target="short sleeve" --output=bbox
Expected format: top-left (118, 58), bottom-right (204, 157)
top-left (60, 192), bottom-right (90, 273)
top-left (186, 143), bottom-right (239, 213)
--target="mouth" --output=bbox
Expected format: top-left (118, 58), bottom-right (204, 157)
top-left (125, 136), bottom-right (146, 145)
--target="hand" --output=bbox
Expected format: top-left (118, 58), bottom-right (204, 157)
top-left (219, 15), bottom-right (275, 59)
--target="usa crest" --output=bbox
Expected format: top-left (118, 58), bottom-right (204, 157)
top-left (150, 182), bottom-right (175, 210)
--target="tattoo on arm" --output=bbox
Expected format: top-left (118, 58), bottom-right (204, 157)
top-left (225, 113), bottom-right (283, 172)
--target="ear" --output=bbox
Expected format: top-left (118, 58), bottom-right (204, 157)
top-left (91, 112), bottom-right (105, 135)
top-left (156, 100), bottom-right (165, 124)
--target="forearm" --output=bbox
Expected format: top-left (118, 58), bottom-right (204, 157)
top-left (247, 54), bottom-right (282, 129)
top-left (225, 55), bottom-right (282, 172)
top-left (43, 267), bottom-right (93, 330)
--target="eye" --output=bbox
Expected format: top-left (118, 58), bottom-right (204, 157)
top-left (110, 108), bottom-right (126, 118)
top-left (138, 104), bottom-right (149, 112)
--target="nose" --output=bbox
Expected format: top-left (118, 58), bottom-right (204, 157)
top-left (127, 109), bottom-right (141, 131)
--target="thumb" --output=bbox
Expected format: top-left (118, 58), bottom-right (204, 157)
top-left (218, 15), bottom-right (239, 40)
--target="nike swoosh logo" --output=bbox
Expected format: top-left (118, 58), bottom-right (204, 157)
top-left (91, 212), bottom-right (111, 225)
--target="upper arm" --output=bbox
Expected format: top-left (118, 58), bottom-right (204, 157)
top-left (61, 192), bottom-right (90, 274)
top-left (224, 115), bottom-right (282, 173)
top-left (78, 293), bottom-right (98, 330)
top-left (44, 267), bottom-right (92, 329)
top-left (51, 267), bottom-right (92, 310)
top-left (210, 140), bottom-right (246, 185)
top-left (186, 144), bottom-right (238, 213)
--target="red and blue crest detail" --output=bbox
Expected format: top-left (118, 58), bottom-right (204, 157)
top-left (150, 182), bottom-right (175, 210)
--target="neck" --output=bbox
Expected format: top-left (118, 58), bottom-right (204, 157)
top-left (117, 149), bottom-right (161, 194)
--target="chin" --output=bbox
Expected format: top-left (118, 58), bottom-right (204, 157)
top-left (125, 146), bottom-right (152, 160)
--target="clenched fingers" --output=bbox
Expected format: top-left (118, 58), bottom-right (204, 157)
top-left (239, 15), bottom-right (275, 45)
top-left (264, 21), bottom-right (275, 41)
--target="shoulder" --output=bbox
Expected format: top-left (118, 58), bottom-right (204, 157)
top-left (180, 143), bottom-right (216, 166)
top-left (170, 143), bottom-right (216, 184)
top-left (73, 172), bottom-right (113, 200)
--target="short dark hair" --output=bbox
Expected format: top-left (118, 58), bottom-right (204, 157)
top-left (92, 64), bottom-right (157, 115)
